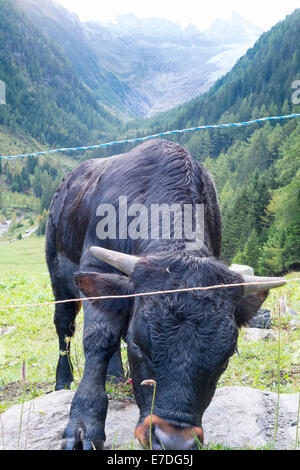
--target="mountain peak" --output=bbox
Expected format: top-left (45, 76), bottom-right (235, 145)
top-left (105, 13), bottom-right (185, 39)
top-left (204, 11), bottom-right (263, 46)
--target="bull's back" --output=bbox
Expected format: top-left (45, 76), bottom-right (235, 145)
top-left (46, 139), bottom-right (221, 269)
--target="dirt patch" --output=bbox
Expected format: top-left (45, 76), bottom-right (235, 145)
top-left (0, 380), bottom-right (135, 410)
top-left (0, 381), bottom-right (54, 405)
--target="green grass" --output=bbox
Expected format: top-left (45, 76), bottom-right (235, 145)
top-left (0, 236), bottom-right (299, 424)
top-left (0, 236), bottom-right (47, 274)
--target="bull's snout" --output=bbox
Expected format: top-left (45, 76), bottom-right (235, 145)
top-left (135, 415), bottom-right (203, 450)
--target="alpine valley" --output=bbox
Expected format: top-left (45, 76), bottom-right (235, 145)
top-left (16, 0), bottom-right (263, 118)
top-left (0, 0), bottom-right (299, 275)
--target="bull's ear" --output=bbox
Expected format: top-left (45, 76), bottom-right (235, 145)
top-left (74, 271), bottom-right (132, 310)
top-left (234, 290), bottom-right (269, 327)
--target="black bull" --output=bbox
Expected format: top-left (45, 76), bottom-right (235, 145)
top-left (46, 139), bottom-right (285, 450)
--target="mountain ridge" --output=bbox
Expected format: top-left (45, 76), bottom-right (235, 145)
top-left (203, 11), bottom-right (262, 45)
top-left (0, 0), bottom-right (121, 149)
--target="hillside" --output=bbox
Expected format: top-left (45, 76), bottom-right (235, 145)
top-left (0, 0), bottom-right (121, 233)
top-left (14, 0), bottom-right (140, 120)
top-left (0, 0), bottom-right (120, 149)
top-left (16, 0), bottom-right (262, 118)
top-left (0, 124), bottom-right (76, 241)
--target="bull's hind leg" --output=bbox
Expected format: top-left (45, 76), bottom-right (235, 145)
top-left (106, 346), bottom-right (124, 383)
top-left (47, 238), bottom-right (81, 390)
top-left (53, 295), bottom-right (81, 390)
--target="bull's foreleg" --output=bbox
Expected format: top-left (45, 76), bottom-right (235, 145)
top-left (62, 301), bottom-right (125, 450)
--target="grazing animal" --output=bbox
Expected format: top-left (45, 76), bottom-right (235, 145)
top-left (46, 139), bottom-right (285, 450)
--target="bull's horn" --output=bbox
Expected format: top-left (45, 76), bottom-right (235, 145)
top-left (241, 275), bottom-right (286, 294)
top-left (229, 265), bottom-right (286, 293)
top-left (90, 246), bottom-right (140, 275)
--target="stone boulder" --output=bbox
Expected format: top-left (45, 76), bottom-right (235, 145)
top-left (203, 386), bottom-right (298, 450)
top-left (0, 387), bottom-right (298, 450)
top-left (248, 309), bottom-right (272, 329)
top-left (0, 390), bottom-right (139, 451)
top-left (229, 265), bottom-right (273, 329)
top-left (242, 327), bottom-right (277, 342)
top-left (229, 264), bottom-right (254, 276)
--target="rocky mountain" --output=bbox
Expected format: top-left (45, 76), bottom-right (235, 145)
top-left (203, 11), bottom-right (262, 45)
top-left (16, 0), bottom-right (263, 118)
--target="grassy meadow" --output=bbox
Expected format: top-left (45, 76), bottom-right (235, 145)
top-left (0, 236), bottom-right (46, 273)
top-left (0, 235), bottom-right (299, 418)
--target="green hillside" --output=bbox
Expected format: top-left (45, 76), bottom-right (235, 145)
top-left (15, 0), bottom-right (137, 119)
top-left (0, 0), bottom-right (120, 149)
top-left (0, 0), bottom-right (122, 233)
top-left (0, 124), bottom-right (76, 230)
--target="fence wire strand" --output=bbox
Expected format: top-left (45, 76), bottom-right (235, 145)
top-left (1, 113), bottom-right (300, 160)
top-left (0, 278), bottom-right (299, 310)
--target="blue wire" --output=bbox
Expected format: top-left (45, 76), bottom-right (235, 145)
top-left (1, 113), bottom-right (300, 160)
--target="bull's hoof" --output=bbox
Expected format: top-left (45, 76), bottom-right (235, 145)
top-left (55, 381), bottom-right (72, 391)
top-left (61, 435), bottom-right (104, 450)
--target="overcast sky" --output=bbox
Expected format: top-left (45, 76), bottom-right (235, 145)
top-left (55, 0), bottom-right (299, 31)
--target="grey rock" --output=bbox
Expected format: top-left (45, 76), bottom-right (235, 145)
top-left (288, 318), bottom-right (300, 330)
top-left (242, 327), bottom-right (277, 342)
top-left (17, 3), bottom-right (262, 119)
top-left (248, 309), bottom-right (272, 329)
top-left (1, 387), bottom-right (298, 450)
top-left (0, 390), bottom-right (139, 450)
top-left (286, 306), bottom-right (298, 317)
top-left (229, 264), bottom-right (254, 276)
top-left (203, 386), bottom-right (299, 450)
